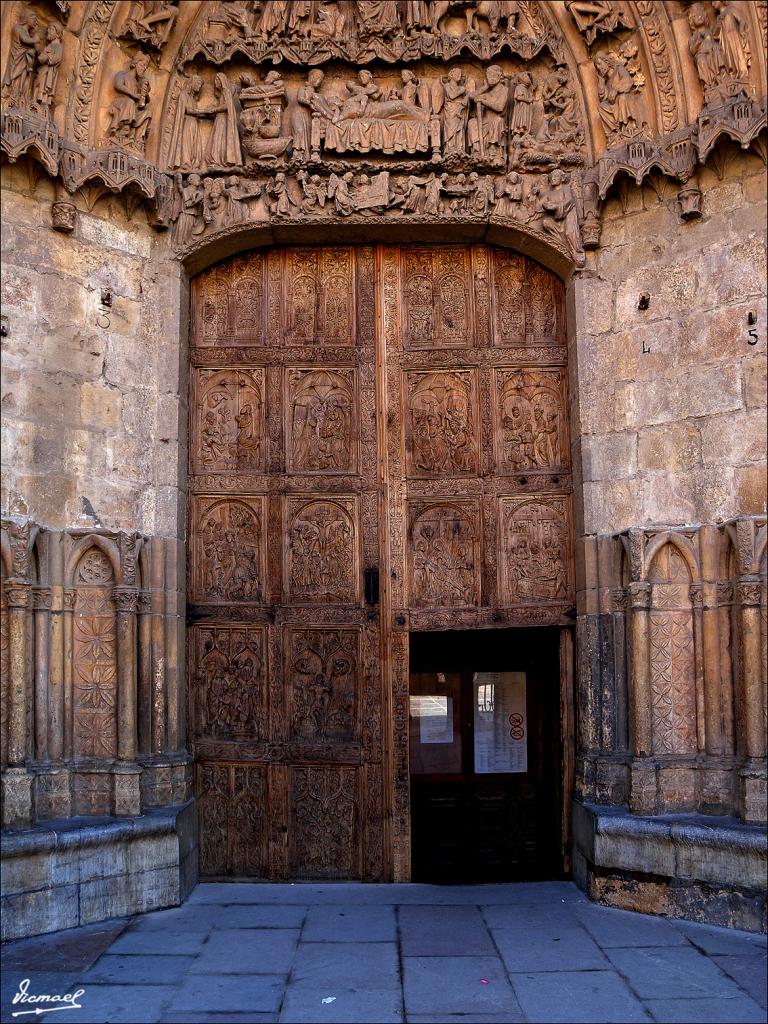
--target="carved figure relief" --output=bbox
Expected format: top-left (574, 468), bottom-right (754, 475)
top-left (405, 370), bottom-right (478, 477)
top-left (648, 543), bottom-right (697, 755)
top-left (194, 369), bottom-right (264, 472)
top-left (2, 10), bottom-right (63, 117)
top-left (195, 626), bottom-right (266, 739)
top-left (120, 0), bottom-right (179, 50)
top-left (495, 369), bottom-right (565, 473)
top-left (287, 628), bottom-right (359, 742)
top-left (73, 549), bottom-right (117, 759)
top-left (409, 502), bottom-right (480, 607)
top-left (402, 247), bottom-right (472, 348)
top-left (593, 41), bottom-right (648, 147)
top-left (286, 499), bottom-right (358, 604)
top-left (287, 368), bottom-right (355, 474)
top-left (565, 1), bottom-right (629, 46)
top-left (290, 766), bottom-right (359, 878)
top-left (499, 496), bottom-right (571, 604)
top-left (285, 248), bottom-right (354, 345)
top-left (105, 54), bottom-right (153, 152)
top-left (688, 2), bottom-right (751, 105)
top-left (194, 496), bottom-right (264, 602)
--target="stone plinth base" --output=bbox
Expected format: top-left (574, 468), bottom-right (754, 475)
top-left (573, 801), bottom-right (767, 933)
top-left (0, 800), bottom-right (198, 941)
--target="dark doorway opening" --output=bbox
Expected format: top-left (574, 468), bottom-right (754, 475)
top-left (409, 628), bottom-right (564, 883)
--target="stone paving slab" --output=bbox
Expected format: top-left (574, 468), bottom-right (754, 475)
top-left (402, 956), bottom-right (522, 1016)
top-left (195, 928), bottom-right (300, 974)
top-left (511, 970), bottom-right (652, 1023)
top-left (604, 945), bottom-right (748, 1000)
top-left (2, 882), bottom-right (766, 1024)
top-left (302, 904), bottom-right (396, 942)
top-left (399, 906), bottom-right (496, 956)
top-left (643, 995), bottom-right (766, 1023)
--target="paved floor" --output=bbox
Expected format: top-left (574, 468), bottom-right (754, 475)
top-left (2, 883), bottom-right (766, 1024)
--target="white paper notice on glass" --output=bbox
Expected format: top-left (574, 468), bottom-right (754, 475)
top-left (473, 672), bottom-right (527, 773)
top-left (410, 695), bottom-right (454, 744)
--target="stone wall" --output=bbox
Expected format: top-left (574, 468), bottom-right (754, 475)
top-left (1, 162), bottom-right (187, 536)
top-left (571, 148), bottom-right (767, 538)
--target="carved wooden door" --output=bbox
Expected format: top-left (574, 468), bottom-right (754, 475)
top-left (189, 248), bottom-right (383, 880)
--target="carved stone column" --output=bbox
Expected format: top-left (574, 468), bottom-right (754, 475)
top-left (738, 579), bottom-right (765, 760)
top-left (33, 587), bottom-right (52, 761)
top-left (137, 591), bottom-right (152, 755)
top-left (717, 582), bottom-right (735, 754)
top-left (2, 581), bottom-right (33, 826)
top-left (688, 583), bottom-right (707, 754)
top-left (627, 582), bottom-right (652, 756)
top-left (114, 586), bottom-right (141, 816)
top-left (62, 587), bottom-right (76, 759)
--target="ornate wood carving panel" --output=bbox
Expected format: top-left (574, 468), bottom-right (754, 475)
top-left (404, 370), bottom-right (479, 478)
top-left (288, 766), bottom-right (360, 879)
top-left (285, 498), bottom-right (360, 605)
top-left (190, 243), bottom-right (571, 881)
top-left (498, 495), bottom-right (572, 605)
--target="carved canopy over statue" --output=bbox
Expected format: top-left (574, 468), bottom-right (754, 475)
top-left (0, 0), bottom-right (766, 258)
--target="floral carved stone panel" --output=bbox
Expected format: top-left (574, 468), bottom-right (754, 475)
top-left (193, 368), bottom-right (265, 473)
top-left (648, 544), bottom-right (696, 756)
top-left (286, 368), bottom-right (356, 474)
top-left (402, 247), bottom-right (473, 348)
top-left (405, 370), bottom-right (478, 478)
top-left (286, 627), bottom-right (360, 743)
top-left (498, 495), bottom-right (571, 604)
top-left (285, 248), bottom-right (355, 345)
top-left (194, 625), bottom-right (267, 740)
top-left (289, 765), bottom-right (359, 879)
top-left (408, 500), bottom-right (480, 607)
top-left (192, 495), bottom-right (265, 603)
top-left (73, 549), bottom-right (117, 759)
top-left (494, 368), bottom-right (567, 474)
top-left (285, 498), bottom-right (359, 604)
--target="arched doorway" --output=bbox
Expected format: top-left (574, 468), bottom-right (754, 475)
top-left (188, 244), bottom-right (574, 881)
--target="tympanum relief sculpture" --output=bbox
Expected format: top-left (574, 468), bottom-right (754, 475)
top-left (2, 8), bottom-right (63, 118)
top-left (688, 1), bottom-right (752, 106)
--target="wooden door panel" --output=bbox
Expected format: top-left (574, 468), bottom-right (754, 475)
top-left (190, 246), bottom-right (381, 881)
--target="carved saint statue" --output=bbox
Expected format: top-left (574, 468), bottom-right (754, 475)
top-left (168, 75), bottom-right (206, 170)
top-left (468, 65), bottom-right (509, 162)
top-left (32, 22), bottom-right (63, 117)
top-left (712, 0), bottom-right (750, 85)
top-left (437, 68), bottom-right (470, 156)
top-left (357, 0), bottom-right (400, 36)
top-left (687, 4), bottom-right (724, 93)
top-left (509, 72), bottom-right (534, 138)
top-left (204, 73), bottom-right (242, 168)
top-left (494, 171), bottom-right (525, 219)
top-left (593, 48), bottom-right (644, 145)
top-left (2, 9), bottom-right (41, 109)
top-left (106, 54), bottom-right (153, 151)
top-left (534, 169), bottom-right (583, 260)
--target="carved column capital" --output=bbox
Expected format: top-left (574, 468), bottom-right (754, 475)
top-left (137, 591), bottom-right (152, 614)
top-left (627, 582), bottom-right (651, 609)
top-left (63, 588), bottom-right (77, 610)
top-left (737, 580), bottom-right (763, 607)
top-left (610, 587), bottom-right (628, 613)
top-left (5, 582), bottom-right (31, 609)
top-left (688, 582), bottom-right (704, 609)
top-left (113, 587), bottom-right (139, 613)
top-left (32, 587), bottom-right (52, 610)
top-left (716, 582), bottom-right (734, 605)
